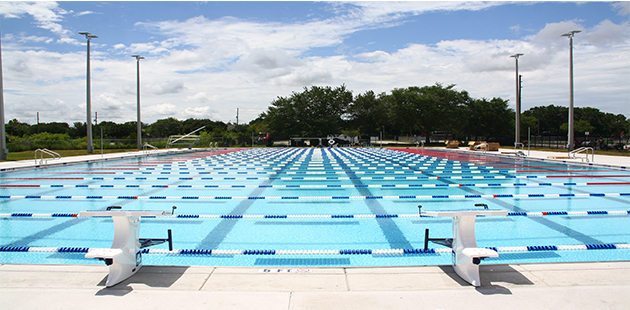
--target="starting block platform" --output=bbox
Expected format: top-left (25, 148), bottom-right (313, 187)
top-left (420, 209), bottom-right (508, 286)
top-left (79, 209), bottom-right (174, 287)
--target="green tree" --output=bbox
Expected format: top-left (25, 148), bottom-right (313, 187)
top-left (97, 121), bottom-right (138, 139)
top-left (69, 122), bottom-right (87, 139)
top-left (146, 117), bottom-right (182, 138)
top-left (462, 97), bottom-right (514, 140)
top-left (386, 83), bottom-right (471, 138)
top-left (30, 122), bottom-right (69, 135)
top-left (346, 90), bottom-right (389, 137)
top-left (522, 105), bottom-right (568, 134)
top-left (5, 119), bottom-right (31, 137)
top-left (264, 85), bottom-right (353, 137)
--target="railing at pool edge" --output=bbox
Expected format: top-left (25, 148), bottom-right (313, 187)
top-left (34, 148), bottom-right (61, 165)
top-left (142, 142), bottom-right (159, 155)
top-left (570, 146), bottom-right (595, 163)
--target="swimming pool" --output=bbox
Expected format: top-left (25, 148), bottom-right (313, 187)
top-left (1, 147), bottom-right (629, 267)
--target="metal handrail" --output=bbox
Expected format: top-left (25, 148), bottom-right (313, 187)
top-left (514, 142), bottom-right (526, 157)
top-left (167, 126), bottom-right (206, 148)
top-left (143, 143), bottom-right (158, 154)
top-left (569, 147), bottom-right (594, 163)
top-left (34, 148), bottom-right (61, 165)
top-left (473, 143), bottom-right (488, 153)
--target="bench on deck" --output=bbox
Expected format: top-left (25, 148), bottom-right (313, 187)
top-left (445, 140), bottom-right (460, 149)
top-left (547, 156), bottom-right (572, 159)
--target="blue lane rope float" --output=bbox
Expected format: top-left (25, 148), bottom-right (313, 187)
top-left (6, 174), bottom-right (621, 181)
top-left (2, 243), bottom-right (629, 256)
top-left (0, 192), bottom-right (627, 201)
top-left (2, 210), bottom-right (628, 219)
top-left (41, 169), bottom-right (524, 176)
top-left (9, 181), bottom-right (628, 189)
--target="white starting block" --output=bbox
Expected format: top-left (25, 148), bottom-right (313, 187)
top-left (79, 209), bottom-right (174, 287)
top-left (420, 209), bottom-right (508, 286)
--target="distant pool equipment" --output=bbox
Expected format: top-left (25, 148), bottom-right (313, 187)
top-left (79, 206), bottom-right (176, 287)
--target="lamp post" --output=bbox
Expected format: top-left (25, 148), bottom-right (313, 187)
top-left (79, 31), bottom-right (98, 154)
top-left (132, 55), bottom-right (144, 150)
top-left (510, 53), bottom-right (523, 146)
top-left (562, 30), bottom-right (580, 151)
top-left (0, 25), bottom-right (7, 160)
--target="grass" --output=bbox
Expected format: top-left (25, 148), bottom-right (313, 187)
top-left (2, 149), bottom-right (138, 162)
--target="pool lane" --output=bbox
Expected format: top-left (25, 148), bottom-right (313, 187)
top-left (1, 147), bottom-right (629, 268)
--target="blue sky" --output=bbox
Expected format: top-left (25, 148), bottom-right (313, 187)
top-left (1, 1), bottom-right (629, 125)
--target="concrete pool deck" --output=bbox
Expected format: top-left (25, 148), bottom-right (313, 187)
top-left (1, 262), bottom-right (629, 310)
top-left (1, 147), bottom-right (629, 309)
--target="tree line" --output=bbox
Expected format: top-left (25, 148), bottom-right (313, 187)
top-left (255, 84), bottom-right (629, 143)
top-left (5, 118), bottom-right (236, 141)
top-left (5, 83), bottom-right (629, 145)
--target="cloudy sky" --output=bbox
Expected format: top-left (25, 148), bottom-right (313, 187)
top-left (1, 1), bottom-right (629, 126)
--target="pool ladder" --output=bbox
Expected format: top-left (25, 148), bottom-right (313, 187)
top-left (569, 147), bottom-right (594, 163)
top-left (34, 148), bottom-right (61, 165)
top-left (143, 142), bottom-right (158, 155)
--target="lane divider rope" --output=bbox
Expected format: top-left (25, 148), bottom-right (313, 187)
top-left (2, 210), bottom-right (628, 219)
top-left (0, 193), bottom-right (628, 201)
top-left (3, 182), bottom-right (628, 189)
top-left (3, 175), bottom-right (626, 181)
top-left (2, 243), bottom-right (629, 256)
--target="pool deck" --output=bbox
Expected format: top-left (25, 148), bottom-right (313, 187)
top-left (1, 148), bottom-right (629, 309)
top-left (1, 262), bottom-right (629, 310)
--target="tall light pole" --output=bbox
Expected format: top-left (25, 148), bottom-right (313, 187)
top-left (562, 30), bottom-right (580, 151)
top-left (132, 55), bottom-right (144, 150)
top-left (79, 31), bottom-right (97, 154)
top-left (510, 53), bottom-right (524, 146)
top-left (0, 24), bottom-right (7, 160)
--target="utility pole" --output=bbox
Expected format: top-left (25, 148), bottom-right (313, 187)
top-left (132, 55), bottom-right (144, 150)
top-left (0, 24), bottom-right (7, 160)
top-left (562, 30), bottom-right (581, 151)
top-left (510, 53), bottom-right (524, 146)
top-left (79, 31), bottom-right (98, 154)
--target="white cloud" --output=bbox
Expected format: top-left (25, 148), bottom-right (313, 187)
top-left (612, 2), bottom-right (630, 16)
top-left (0, 2), bottom-right (77, 44)
top-left (186, 92), bottom-right (211, 103)
top-left (149, 80), bottom-right (186, 95)
top-left (75, 10), bottom-right (95, 17)
top-left (355, 50), bottom-right (391, 62)
top-left (1, 2), bottom-right (628, 127)
top-left (583, 20), bottom-right (630, 47)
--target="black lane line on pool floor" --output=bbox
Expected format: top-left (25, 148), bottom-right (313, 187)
top-left (369, 148), bottom-right (608, 246)
top-left (196, 148), bottom-right (301, 249)
top-left (329, 149), bottom-right (413, 249)
top-left (417, 164), bottom-right (607, 246)
top-left (0, 165), bottom-right (190, 248)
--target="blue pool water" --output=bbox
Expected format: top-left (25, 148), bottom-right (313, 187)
top-left (1, 147), bottom-right (629, 267)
